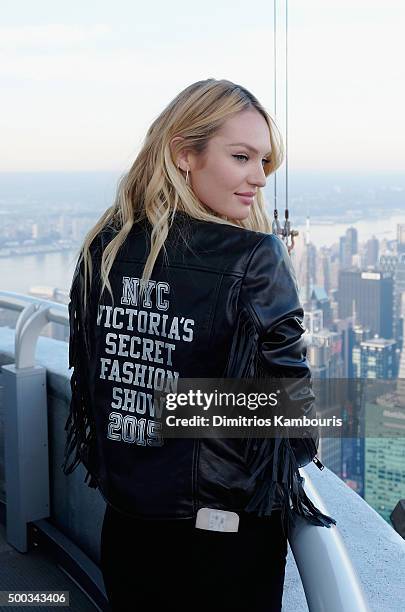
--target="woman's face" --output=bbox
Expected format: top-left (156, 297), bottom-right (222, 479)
top-left (175, 109), bottom-right (272, 221)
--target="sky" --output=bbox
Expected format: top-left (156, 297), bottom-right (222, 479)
top-left (1, 0), bottom-right (404, 173)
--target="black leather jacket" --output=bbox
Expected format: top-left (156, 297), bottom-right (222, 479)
top-left (62, 211), bottom-right (336, 533)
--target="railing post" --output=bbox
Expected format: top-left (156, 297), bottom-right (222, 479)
top-left (3, 303), bottom-right (51, 552)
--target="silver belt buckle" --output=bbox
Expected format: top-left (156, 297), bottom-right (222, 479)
top-left (195, 507), bottom-right (239, 532)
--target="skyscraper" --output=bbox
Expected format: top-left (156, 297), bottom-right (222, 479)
top-left (397, 223), bottom-right (405, 254)
top-left (365, 235), bottom-right (379, 268)
top-left (346, 226), bottom-right (358, 256)
top-left (379, 254), bottom-right (405, 346)
top-left (393, 254), bottom-right (405, 351)
top-left (358, 272), bottom-right (393, 339)
top-left (353, 337), bottom-right (396, 379)
top-left (338, 269), bottom-right (393, 339)
top-left (364, 349), bottom-right (405, 523)
top-left (338, 268), bottom-right (361, 319)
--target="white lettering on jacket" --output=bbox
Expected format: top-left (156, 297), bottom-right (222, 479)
top-left (96, 276), bottom-right (196, 447)
top-left (121, 277), bottom-right (170, 310)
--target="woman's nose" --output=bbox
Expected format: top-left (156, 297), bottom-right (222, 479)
top-left (249, 166), bottom-right (266, 189)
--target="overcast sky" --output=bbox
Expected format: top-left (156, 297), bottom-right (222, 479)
top-left (1, 0), bottom-right (404, 173)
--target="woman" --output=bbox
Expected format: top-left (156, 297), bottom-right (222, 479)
top-left (62, 78), bottom-right (336, 612)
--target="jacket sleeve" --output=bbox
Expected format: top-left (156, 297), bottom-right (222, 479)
top-left (239, 233), bottom-right (319, 468)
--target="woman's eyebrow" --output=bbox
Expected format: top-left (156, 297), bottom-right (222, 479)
top-left (227, 142), bottom-right (272, 156)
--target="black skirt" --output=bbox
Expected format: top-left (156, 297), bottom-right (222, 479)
top-left (100, 503), bottom-right (288, 612)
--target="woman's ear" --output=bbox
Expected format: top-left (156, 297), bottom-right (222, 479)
top-left (170, 135), bottom-right (188, 172)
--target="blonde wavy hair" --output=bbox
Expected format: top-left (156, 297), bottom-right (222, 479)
top-left (74, 78), bottom-right (284, 311)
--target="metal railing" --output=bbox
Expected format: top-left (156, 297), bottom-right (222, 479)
top-left (0, 289), bottom-right (371, 611)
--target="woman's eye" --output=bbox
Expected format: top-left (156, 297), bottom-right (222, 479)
top-left (233, 154), bottom-right (269, 166)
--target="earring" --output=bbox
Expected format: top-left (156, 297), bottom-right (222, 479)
top-left (177, 164), bottom-right (190, 185)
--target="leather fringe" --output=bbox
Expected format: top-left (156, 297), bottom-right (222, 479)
top-left (61, 260), bottom-right (98, 489)
top-left (223, 305), bottom-right (336, 538)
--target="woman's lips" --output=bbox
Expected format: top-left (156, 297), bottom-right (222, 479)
top-left (235, 194), bottom-right (254, 205)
